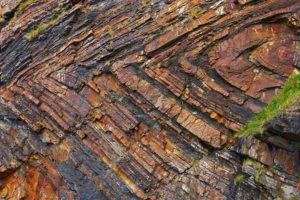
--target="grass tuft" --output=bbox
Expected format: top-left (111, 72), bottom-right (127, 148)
top-left (236, 71), bottom-right (300, 136)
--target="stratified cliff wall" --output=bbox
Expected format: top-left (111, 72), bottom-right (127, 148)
top-left (0, 0), bottom-right (299, 199)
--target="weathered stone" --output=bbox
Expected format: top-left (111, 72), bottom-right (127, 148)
top-left (265, 102), bottom-right (300, 142)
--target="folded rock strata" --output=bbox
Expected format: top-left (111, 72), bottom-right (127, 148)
top-left (0, 0), bottom-right (299, 199)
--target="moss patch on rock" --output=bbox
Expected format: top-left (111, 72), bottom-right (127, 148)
top-left (234, 173), bottom-right (250, 185)
top-left (243, 158), bottom-right (266, 182)
top-left (25, 10), bottom-right (69, 40)
top-left (15, 0), bottom-right (39, 18)
top-left (236, 71), bottom-right (300, 136)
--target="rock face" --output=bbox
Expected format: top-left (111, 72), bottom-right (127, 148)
top-left (265, 102), bottom-right (300, 141)
top-left (0, 0), bottom-right (299, 199)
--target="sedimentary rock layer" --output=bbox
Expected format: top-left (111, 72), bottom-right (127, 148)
top-left (0, 0), bottom-right (299, 199)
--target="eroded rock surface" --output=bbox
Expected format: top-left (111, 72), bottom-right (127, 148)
top-left (0, 0), bottom-right (299, 199)
top-left (265, 102), bottom-right (300, 141)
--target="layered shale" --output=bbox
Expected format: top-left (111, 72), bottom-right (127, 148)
top-left (0, 0), bottom-right (299, 199)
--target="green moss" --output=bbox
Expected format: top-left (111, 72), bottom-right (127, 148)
top-left (138, 80), bottom-right (148, 88)
top-left (243, 158), bottom-right (266, 181)
top-left (25, 10), bottom-right (69, 40)
top-left (26, 22), bottom-right (51, 40)
top-left (243, 158), bottom-right (263, 170)
top-left (147, 33), bottom-right (155, 41)
top-left (108, 27), bottom-right (116, 37)
top-left (91, 109), bottom-right (102, 121)
top-left (254, 165), bottom-right (266, 181)
top-left (234, 173), bottom-right (250, 185)
top-left (189, 7), bottom-right (202, 19)
top-left (15, 0), bottom-right (39, 18)
top-left (236, 72), bottom-right (300, 136)
top-left (169, 98), bottom-right (177, 106)
top-left (6, 0), bottom-right (39, 26)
